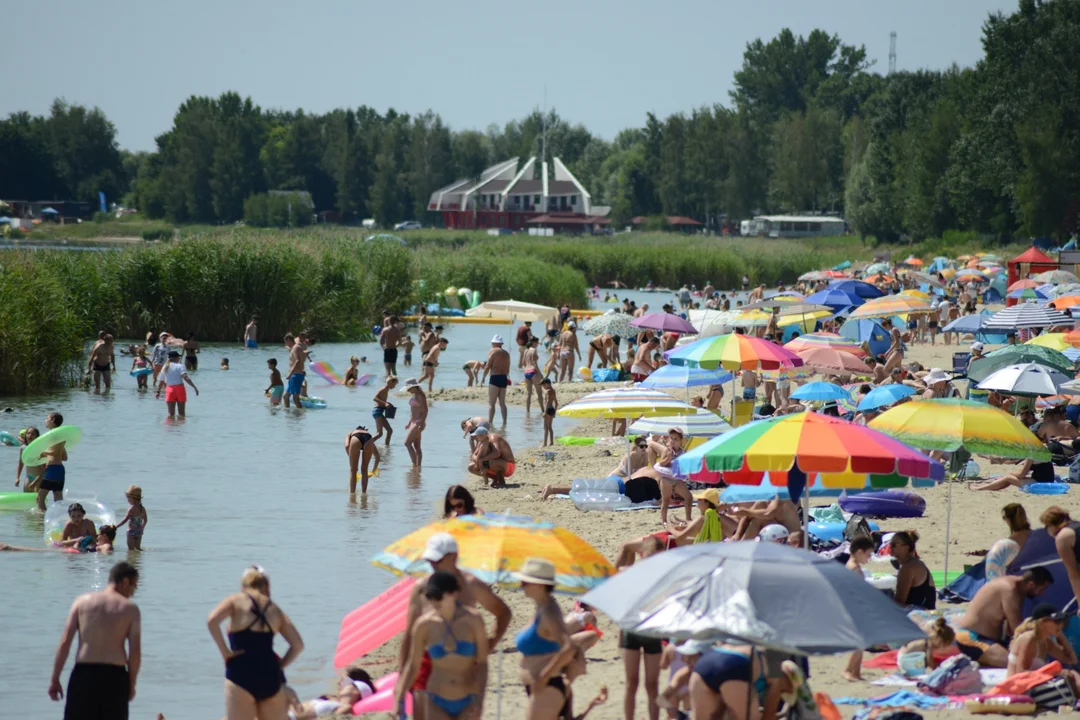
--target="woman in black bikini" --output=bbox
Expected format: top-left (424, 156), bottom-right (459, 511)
top-left (183, 332), bottom-right (200, 371)
top-left (207, 566), bottom-right (304, 720)
top-left (891, 531), bottom-right (936, 609)
top-left (345, 426), bottom-right (379, 493)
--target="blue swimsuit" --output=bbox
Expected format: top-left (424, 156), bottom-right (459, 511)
top-left (426, 614), bottom-right (477, 717)
top-left (516, 610), bottom-right (567, 699)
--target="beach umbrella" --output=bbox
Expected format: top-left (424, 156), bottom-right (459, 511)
top-left (1036, 270), bottom-right (1080, 285)
top-left (870, 398), bottom-right (1050, 579)
top-left (663, 334), bottom-right (804, 372)
top-left (1050, 296), bottom-right (1080, 310)
top-left (731, 305), bottom-right (832, 330)
top-left (828, 279), bottom-right (885, 299)
top-left (848, 295), bottom-right (932, 319)
top-left (783, 332), bottom-right (866, 357)
top-left (857, 384), bottom-right (917, 411)
top-left (832, 260), bottom-right (852, 271)
top-left (630, 312), bottom-right (698, 335)
top-left (797, 270), bottom-right (833, 282)
top-left (957, 254), bottom-right (974, 262)
top-left (580, 311), bottom-right (634, 337)
top-left (1036, 395), bottom-right (1070, 409)
top-left (968, 344), bottom-right (1074, 382)
top-left (863, 273), bottom-right (893, 284)
top-left (1008, 287), bottom-right (1051, 301)
top-left (1008, 279), bottom-right (1042, 292)
top-left (940, 314), bottom-right (986, 335)
top-left (803, 288), bottom-right (864, 310)
top-left (976, 363), bottom-right (1076, 398)
top-left (789, 381), bottom-right (852, 403)
top-left (466, 300), bottom-right (558, 323)
top-left (906, 271), bottom-right (945, 289)
top-left (900, 289), bottom-right (931, 302)
top-left (371, 512), bottom-right (613, 594)
top-left (580, 542), bottom-right (925, 653)
top-left (901, 256), bottom-right (924, 266)
top-left (1026, 333), bottom-right (1080, 352)
top-left (629, 410), bottom-right (733, 438)
top-left (863, 262), bottom-right (891, 275)
top-left (741, 296), bottom-right (805, 310)
top-left (838, 319), bottom-right (891, 357)
top-left (39, 207), bottom-right (59, 215)
top-left (955, 269), bottom-right (987, 282)
top-left (557, 387), bottom-right (693, 419)
top-left (981, 254), bottom-right (1004, 263)
top-left (1057, 284), bottom-right (1080, 298)
top-left (796, 347), bottom-right (873, 376)
top-left (983, 305), bottom-right (1071, 331)
top-left (771, 291), bottom-right (807, 300)
top-left (676, 412), bottom-right (942, 480)
top-left (639, 364), bottom-right (733, 390)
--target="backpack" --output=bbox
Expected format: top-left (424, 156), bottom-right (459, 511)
top-left (843, 515), bottom-right (873, 543)
top-left (1068, 454), bottom-right (1080, 484)
top-left (918, 654), bottom-right (983, 696)
top-left (1027, 676), bottom-right (1077, 709)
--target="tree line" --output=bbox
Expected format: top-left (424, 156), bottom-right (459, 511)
top-left (2, 0), bottom-right (1077, 241)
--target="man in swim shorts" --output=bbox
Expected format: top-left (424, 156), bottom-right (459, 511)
top-left (558, 322), bottom-right (581, 382)
top-left (515, 321), bottom-right (533, 368)
top-left (397, 534), bottom-right (510, 720)
top-left (468, 427), bottom-right (516, 488)
top-left (35, 412), bottom-right (68, 511)
top-left (952, 568), bottom-right (1053, 667)
top-left (285, 333), bottom-right (310, 409)
top-left (380, 316), bottom-right (403, 378)
top-left (486, 336), bottom-right (511, 425)
top-left (50, 561), bottom-right (141, 720)
top-left (243, 317), bottom-right (258, 348)
top-left (87, 334), bottom-right (116, 392)
top-left (631, 337), bottom-right (659, 382)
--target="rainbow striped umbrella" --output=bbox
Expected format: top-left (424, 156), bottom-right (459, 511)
top-left (557, 387), bottom-right (692, 418)
top-left (664, 333), bottom-right (804, 371)
top-left (848, 295), bottom-right (932, 319)
top-left (1026, 333), bottom-right (1080, 352)
top-left (675, 412), bottom-right (943, 484)
top-left (784, 333), bottom-right (867, 357)
top-left (372, 513), bottom-right (613, 594)
top-left (869, 399), bottom-right (1049, 460)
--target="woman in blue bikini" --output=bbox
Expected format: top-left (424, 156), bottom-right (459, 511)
top-left (396, 570), bottom-right (489, 719)
top-left (207, 566), bottom-right (305, 720)
top-left (516, 557), bottom-right (576, 720)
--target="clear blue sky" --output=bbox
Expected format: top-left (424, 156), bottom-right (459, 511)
top-left (3, 0), bottom-right (1015, 151)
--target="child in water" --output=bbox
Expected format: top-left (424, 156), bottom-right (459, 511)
top-left (220, 358), bottom-right (230, 370)
top-left (401, 335), bottom-right (414, 367)
top-left (61, 503), bottom-right (96, 542)
top-left (345, 356), bottom-right (361, 386)
top-left (116, 484), bottom-right (148, 550)
top-left (130, 346), bottom-right (151, 389)
top-left (14, 426), bottom-right (41, 492)
top-left (266, 358), bottom-right (285, 405)
top-left (542, 378), bottom-right (558, 447)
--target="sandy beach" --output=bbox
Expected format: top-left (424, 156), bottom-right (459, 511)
top-left (364, 338), bottom-right (1071, 720)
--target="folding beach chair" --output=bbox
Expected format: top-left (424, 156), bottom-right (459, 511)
top-left (951, 351), bottom-right (971, 378)
top-left (733, 400), bottom-right (754, 427)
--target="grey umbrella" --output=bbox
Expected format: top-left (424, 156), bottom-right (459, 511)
top-left (581, 542), bottom-right (924, 654)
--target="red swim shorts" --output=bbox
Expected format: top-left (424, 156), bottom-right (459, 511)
top-left (412, 651), bottom-right (432, 690)
top-left (633, 373), bottom-right (648, 383)
top-left (486, 462), bottom-right (515, 478)
top-left (165, 384), bottom-right (187, 403)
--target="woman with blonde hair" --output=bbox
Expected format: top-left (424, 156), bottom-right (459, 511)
top-left (985, 504), bottom-right (1032, 581)
top-left (208, 566), bottom-right (304, 720)
top-left (1007, 603), bottom-right (1077, 677)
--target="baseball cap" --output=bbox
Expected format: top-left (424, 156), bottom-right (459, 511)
top-left (692, 488), bottom-right (720, 506)
top-left (470, 426), bottom-right (490, 437)
top-left (422, 532), bottom-right (458, 562)
top-left (970, 342), bottom-right (984, 352)
top-left (758, 524), bottom-right (790, 543)
top-left (167, 350), bottom-right (181, 359)
top-left (1031, 602), bottom-right (1068, 622)
top-left (491, 334), bottom-right (504, 345)
top-left (674, 639), bottom-right (713, 655)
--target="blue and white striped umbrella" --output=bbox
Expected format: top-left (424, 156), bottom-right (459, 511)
top-left (629, 409), bottom-right (733, 438)
top-left (639, 364), bottom-right (733, 389)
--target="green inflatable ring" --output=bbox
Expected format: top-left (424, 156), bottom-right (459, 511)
top-left (21, 425), bottom-right (82, 467)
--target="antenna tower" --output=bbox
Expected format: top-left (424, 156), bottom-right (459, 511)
top-left (541, 86), bottom-right (547, 165)
top-left (888, 32), bottom-right (897, 75)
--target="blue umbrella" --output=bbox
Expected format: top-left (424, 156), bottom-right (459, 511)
top-left (1007, 287), bottom-right (1051, 300)
top-left (828, 279), bottom-right (885, 300)
top-left (0, 217), bottom-right (11, 224)
top-left (790, 381), bottom-right (852, 402)
top-left (857, 384), bottom-right (916, 411)
top-left (39, 207), bottom-right (59, 215)
top-left (639, 364), bottom-right (733, 389)
top-left (839, 319), bottom-right (890, 357)
top-left (804, 288), bottom-right (865, 311)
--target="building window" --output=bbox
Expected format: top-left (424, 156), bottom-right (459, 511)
top-left (570, 195), bottom-right (577, 206)
top-left (534, 195), bottom-right (541, 205)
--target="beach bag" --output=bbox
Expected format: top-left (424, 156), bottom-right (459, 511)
top-left (843, 515), bottom-right (873, 543)
top-left (1067, 454), bottom-right (1080, 483)
top-left (383, 405), bottom-right (397, 419)
top-left (1027, 676), bottom-right (1076, 709)
top-left (592, 368), bottom-right (620, 382)
top-left (918, 654), bottom-right (982, 696)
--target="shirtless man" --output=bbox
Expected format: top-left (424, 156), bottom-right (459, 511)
top-left (515, 321), bottom-right (533, 368)
top-left (522, 338), bottom-right (544, 412)
top-left (486, 336), bottom-right (511, 425)
top-left (243, 317), bottom-right (258, 348)
top-left (544, 313), bottom-right (560, 349)
top-left (380, 316), bottom-right (404, 378)
top-left (631, 338), bottom-right (659, 382)
top-left (468, 427), bottom-right (516, 488)
top-left (1042, 507), bottom-right (1080, 610)
top-left (730, 495), bottom-right (803, 545)
top-left (952, 568), bottom-right (1053, 667)
top-left (87, 334), bottom-right (117, 391)
top-left (558, 322), bottom-right (581, 382)
top-left (397, 534), bottom-right (511, 720)
top-left (741, 368), bottom-right (759, 402)
top-left (372, 376), bottom-right (397, 446)
top-left (285, 333), bottom-right (310, 409)
top-left (748, 284), bottom-right (766, 303)
top-left (49, 562), bottom-right (141, 719)
top-left (1037, 407), bottom-right (1080, 454)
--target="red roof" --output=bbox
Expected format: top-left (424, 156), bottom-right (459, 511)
top-left (526, 213), bottom-right (610, 226)
top-left (1011, 246), bottom-right (1054, 264)
top-left (666, 216), bottom-right (703, 226)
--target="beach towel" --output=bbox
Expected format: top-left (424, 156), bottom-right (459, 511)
top-left (833, 690), bottom-right (949, 708)
top-left (809, 504), bottom-right (846, 524)
top-left (864, 648), bottom-right (958, 671)
top-left (694, 507), bottom-right (723, 543)
top-left (988, 661), bottom-right (1062, 697)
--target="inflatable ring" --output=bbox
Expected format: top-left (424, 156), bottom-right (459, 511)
top-left (0, 491), bottom-right (39, 510)
top-left (556, 437), bottom-right (597, 446)
top-left (839, 490), bottom-right (926, 518)
top-left (0, 430), bottom-right (18, 446)
top-left (44, 497), bottom-right (115, 545)
top-left (22, 425), bottom-right (82, 467)
top-left (300, 397), bottom-right (327, 409)
top-left (1020, 482), bottom-right (1069, 495)
top-left (130, 367), bottom-right (153, 377)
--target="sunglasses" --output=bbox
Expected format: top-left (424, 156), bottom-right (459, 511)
top-left (450, 501), bottom-right (465, 510)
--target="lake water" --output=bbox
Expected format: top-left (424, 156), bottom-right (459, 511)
top-left (0, 289), bottom-right (694, 718)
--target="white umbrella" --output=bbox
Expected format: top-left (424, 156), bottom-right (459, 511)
top-left (465, 300), bottom-right (558, 323)
top-left (580, 311), bottom-right (634, 337)
top-left (983, 305), bottom-right (1071, 331)
top-left (687, 309), bottom-right (741, 338)
top-left (976, 362), bottom-right (1077, 398)
top-left (629, 409), bottom-right (732, 438)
